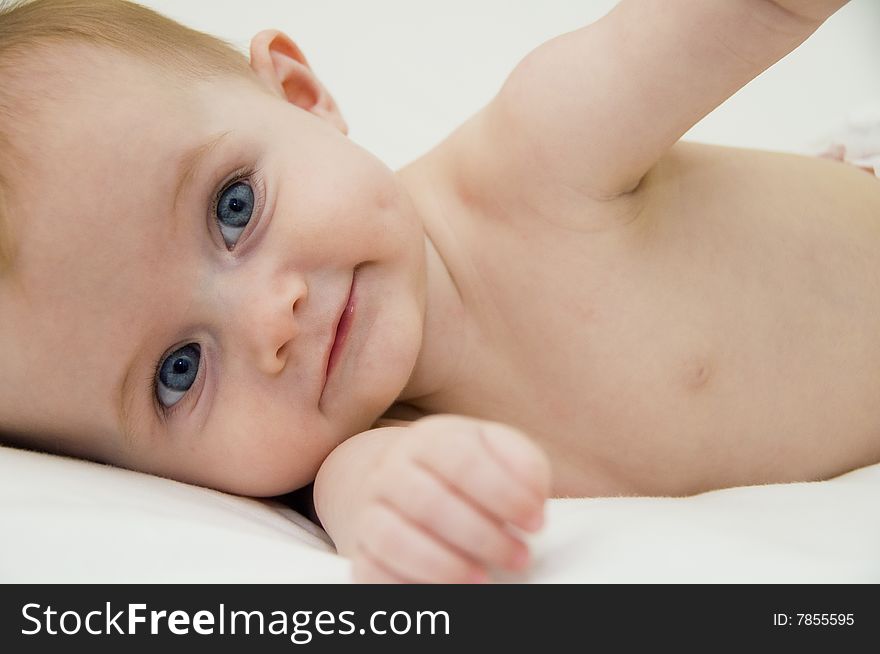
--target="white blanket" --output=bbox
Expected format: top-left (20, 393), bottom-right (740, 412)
top-left (2, 445), bottom-right (876, 582)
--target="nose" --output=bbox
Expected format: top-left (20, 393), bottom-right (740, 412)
top-left (232, 268), bottom-right (308, 375)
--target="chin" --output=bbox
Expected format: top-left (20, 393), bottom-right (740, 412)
top-left (344, 314), bottom-right (422, 435)
top-left (222, 464), bottom-right (316, 498)
top-left (331, 253), bottom-right (425, 433)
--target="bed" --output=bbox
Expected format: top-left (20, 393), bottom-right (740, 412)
top-left (2, 444), bottom-right (878, 582)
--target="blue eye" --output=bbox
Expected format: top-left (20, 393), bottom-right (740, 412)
top-left (216, 181), bottom-right (254, 248)
top-left (156, 344), bottom-right (200, 408)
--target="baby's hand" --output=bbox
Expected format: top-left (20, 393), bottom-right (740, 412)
top-left (351, 415), bottom-right (551, 583)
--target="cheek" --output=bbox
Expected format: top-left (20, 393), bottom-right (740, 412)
top-left (146, 403), bottom-right (334, 497)
top-left (358, 162), bottom-right (422, 251)
top-left (205, 411), bottom-right (337, 496)
top-left (285, 145), bottom-right (419, 262)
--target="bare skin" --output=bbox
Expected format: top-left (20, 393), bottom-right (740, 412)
top-left (1, 0), bottom-right (875, 583)
top-left (395, 139), bottom-right (880, 499)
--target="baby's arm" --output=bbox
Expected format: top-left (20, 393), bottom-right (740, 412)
top-left (313, 415), bottom-right (551, 583)
top-left (487, 0), bottom-right (848, 199)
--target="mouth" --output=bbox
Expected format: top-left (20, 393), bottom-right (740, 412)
top-left (321, 267), bottom-right (358, 398)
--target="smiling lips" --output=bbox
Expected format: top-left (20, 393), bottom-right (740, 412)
top-left (323, 270), bottom-right (357, 391)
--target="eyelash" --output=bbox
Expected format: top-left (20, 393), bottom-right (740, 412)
top-left (150, 164), bottom-right (266, 419)
top-left (148, 345), bottom-right (197, 422)
top-left (209, 164), bottom-right (266, 249)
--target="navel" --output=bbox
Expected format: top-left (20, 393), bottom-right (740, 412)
top-left (681, 355), bottom-right (714, 392)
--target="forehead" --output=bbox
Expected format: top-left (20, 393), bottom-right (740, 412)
top-left (23, 47), bottom-right (202, 186)
top-left (20, 44), bottom-right (199, 140)
top-left (12, 46), bottom-right (268, 292)
top-left (13, 51), bottom-right (210, 332)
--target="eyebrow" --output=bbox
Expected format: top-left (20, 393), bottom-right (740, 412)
top-left (173, 129), bottom-right (233, 213)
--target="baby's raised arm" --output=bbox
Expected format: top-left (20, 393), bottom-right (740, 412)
top-left (486, 0), bottom-right (848, 199)
top-left (313, 415), bottom-right (550, 583)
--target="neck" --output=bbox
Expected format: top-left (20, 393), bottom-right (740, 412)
top-left (394, 166), bottom-right (475, 410)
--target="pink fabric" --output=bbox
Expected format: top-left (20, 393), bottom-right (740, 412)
top-left (816, 101), bottom-right (880, 178)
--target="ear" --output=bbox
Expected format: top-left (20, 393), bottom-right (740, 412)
top-left (249, 30), bottom-right (348, 135)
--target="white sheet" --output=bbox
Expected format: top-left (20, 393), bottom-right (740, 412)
top-left (506, 464), bottom-right (880, 583)
top-left (0, 446), bottom-right (347, 583)
top-left (3, 445), bottom-right (877, 582)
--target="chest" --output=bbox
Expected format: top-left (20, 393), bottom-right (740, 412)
top-left (434, 212), bottom-right (682, 448)
top-left (420, 157), bottom-right (880, 495)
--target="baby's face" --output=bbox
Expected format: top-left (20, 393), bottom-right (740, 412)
top-left (0, 48), bottom-right (426, 495)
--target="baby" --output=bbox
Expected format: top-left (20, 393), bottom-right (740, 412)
top-left (1, 0), bottom-right (878, 583)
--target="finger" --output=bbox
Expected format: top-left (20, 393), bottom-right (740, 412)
top-left (409, 425), bottom-right (546, 532)
top-left (478, 421), bottom-right (552, 501)
top-left (377, 458), bottom-right (531, 571)
top-left (352, 549), bottom-right (414, 584)
top-left (358, 502), bottom-right (487, 584)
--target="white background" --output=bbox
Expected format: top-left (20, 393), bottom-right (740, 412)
top-left (138, 0), bottom-right (880, 169)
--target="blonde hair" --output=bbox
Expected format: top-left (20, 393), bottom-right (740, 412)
top-left (0, 0), bottom-right (257, 276)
